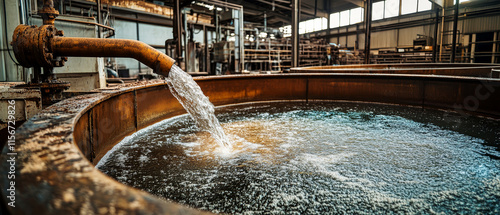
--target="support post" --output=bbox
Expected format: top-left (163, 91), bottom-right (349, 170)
top-left (451, 0), bottom-right (459, 63)
top-left (173, 0), bottom-right (182, 64)
top-left (204, 25), bottom-right (210, 74)
top-left (97, 0), bottom-right (102, 38)
top-left (291, 0), bottom-right (300, 68)
top-left (364, 0), bottom-right (372, 64)
top-left (432, 3), bottom-right (440, 63)
top-left (214, 9), bottom-right (220, 42)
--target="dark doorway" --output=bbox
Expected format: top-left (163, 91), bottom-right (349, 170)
top-left (474, 32), bottom-right (494, 63)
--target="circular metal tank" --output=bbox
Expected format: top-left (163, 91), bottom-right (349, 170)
top-left (291, 63), bottom-right (500, 77)
top-left (2, 73), bottom-right (500, 214)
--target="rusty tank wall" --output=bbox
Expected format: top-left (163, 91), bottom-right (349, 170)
top-left (2, 74), bottom-right (500, 214)
top-left (291, 63), bottom-right (500, 77)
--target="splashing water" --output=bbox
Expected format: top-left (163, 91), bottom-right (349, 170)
top-left (166, 65), bottom-right (230, 147)
top-left (98, 102), bottom-right (500, 214)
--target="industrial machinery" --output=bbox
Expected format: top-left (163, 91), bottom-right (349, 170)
top-left (413, 34), bottom-right (434, 51)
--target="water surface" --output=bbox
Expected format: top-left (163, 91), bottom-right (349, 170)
top-left (97, 102), bottom-right (500, 214)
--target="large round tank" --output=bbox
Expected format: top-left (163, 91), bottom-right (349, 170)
top-left (2, 72), bottom-right (500, 214)
top-left (291, 63), bottom-right (500, 77)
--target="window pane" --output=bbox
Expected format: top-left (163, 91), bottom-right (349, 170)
top-left (321, 17), bottom-right (328, 30)
top-left (361, 8), bottom-right (365, 21)
top-left (340, 10), bottom-right (350, 26)
top-left (418, 0), bottom-right (432, 12)
top-left (401, 0), bottom-right (417, 15)
top-left (330, 12), bottom-right (340, 28)
top-left (385, 0), bottom-right (400, 18)
top-left (454, 0), bottom-right (470, 5)
top-left (306, 19), bottom-right (315, 33)
top-left (350, 7), bottom-right (363, 24)
top-left (299, 22), bottom-right (305, 34)
top-left (372, 1), bottom-right (384, 21)
top-left (314, 18), bottom-right (322, 31)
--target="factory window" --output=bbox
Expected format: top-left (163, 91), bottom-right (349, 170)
top-left (454, 0), bottom-right (470, 4)
top-left (299, 22), bottom-right (305, 34)
top-left (313, 18), bottom-right (323, 31)
top-left (372, 1), bottom-right (385, 20)
top-left (418, 0), bottom-right (433, 12)
top-left (385, 0), bottom-right (400, 18)
top-left (321, 17), bottom-right (328, 30)
top-left (330, 12), bottom-right (340, 28)
top-left (305, 19), bottom-right (315, 33)
top-left (340, 10), bottom-right (350, 26)
top-left (350, 7), bottom-right (363, 24)
top-left (401, 0), bottom-right (418, 15)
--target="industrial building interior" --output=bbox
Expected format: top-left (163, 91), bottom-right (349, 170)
top-left (1, 0), bottom-right (500, 101)
top-left (1, 0), bottom-right (500, 214)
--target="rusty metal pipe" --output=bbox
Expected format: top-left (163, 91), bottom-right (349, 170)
top-left (12, 25), bottom-right (176, 77)
top-left (39, 0), bottom-right (59, 25)
top-left (52, 37), bottom-right (175, 76)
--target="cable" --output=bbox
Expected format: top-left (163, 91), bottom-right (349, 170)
top-left (3, 0), bottom-right (20, 65)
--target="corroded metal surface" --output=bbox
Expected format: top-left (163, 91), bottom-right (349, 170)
top-left (39, 0), bottom-right (59, 25)
top-left (52, 37), bottom-right (175, 77)
top-left (291, 63), bottom-right (500, 78)
top-left (12, 25), bottom-right (67, 68)
top-left (1, 74), bottom-right (499, 214)
top-left (13, 82), bottom-right (71, 106)
top-left (11, 25), bottom-right (175, 78)
top-left (1, 88), bottom-right (211, 215)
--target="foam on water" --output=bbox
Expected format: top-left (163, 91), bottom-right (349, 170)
top-left (166, 65), bottom-right (230, 147)
top-left (98, 102), bottom-right (500, 214)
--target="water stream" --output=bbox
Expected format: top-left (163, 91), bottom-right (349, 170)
top-left (166, 65), bottom-right (230, 147)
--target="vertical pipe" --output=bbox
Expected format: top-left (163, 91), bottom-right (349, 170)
top-left (364, 0), bottom-right (372, 64)
top-left (264, 12), bottom-right (267, 32)
top-left (60, 0), bottom-right (64, 14)
top-left (470, 33), bottom-right (476, 63)
top-left (451, 0), bottom-right (459, 63)
top-left (19, 0), bottom-right (27, 24)
top-left (239, 7), bottom-right (244, 73)
top-left (432, 4), bottom-right (439, 63)
top-left (183, 10), bottom-right (188, 70)
top-left (204, 24), bottom-right (209, 74)
top-left (291, 0), bottom-right (300, 68)
top-left (439, 6), bottom-right (444, 61)
top-left (173, 0), bottom-right (182, 63)
top-left (136, 13), bottom-right (141, 73)
top-left (214, 8), bottom-right (220, 42)
top-left (492, 32), bottom-right (497, 63)
top-left (97, 0), bottom-right (101, 38)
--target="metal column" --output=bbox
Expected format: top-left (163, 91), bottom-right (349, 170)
top-left (233, 8), bottom-right (244, 73)
top-left (291, 0), bottom-right (300, 68)
top-left (432, 4), bottom-right (440, 63)
top-left (451, 0), bottom-right (459, 63)
top-left (364, 0), bottom-right (372, 64)
top-left (173, 0), bottom-right (182, 64)
top-left (203, 25), bottom-right (210, 74)
top-left (97, 0), bottom-right (102, 38)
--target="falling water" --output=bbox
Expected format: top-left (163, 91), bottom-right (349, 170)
top-left (166, 65), bottom-right (230, 147)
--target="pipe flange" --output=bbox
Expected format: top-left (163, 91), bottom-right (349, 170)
top-left (11, 24), bottom-right (67, 68)
top-left (39, 0), bottom-right (59, 25)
